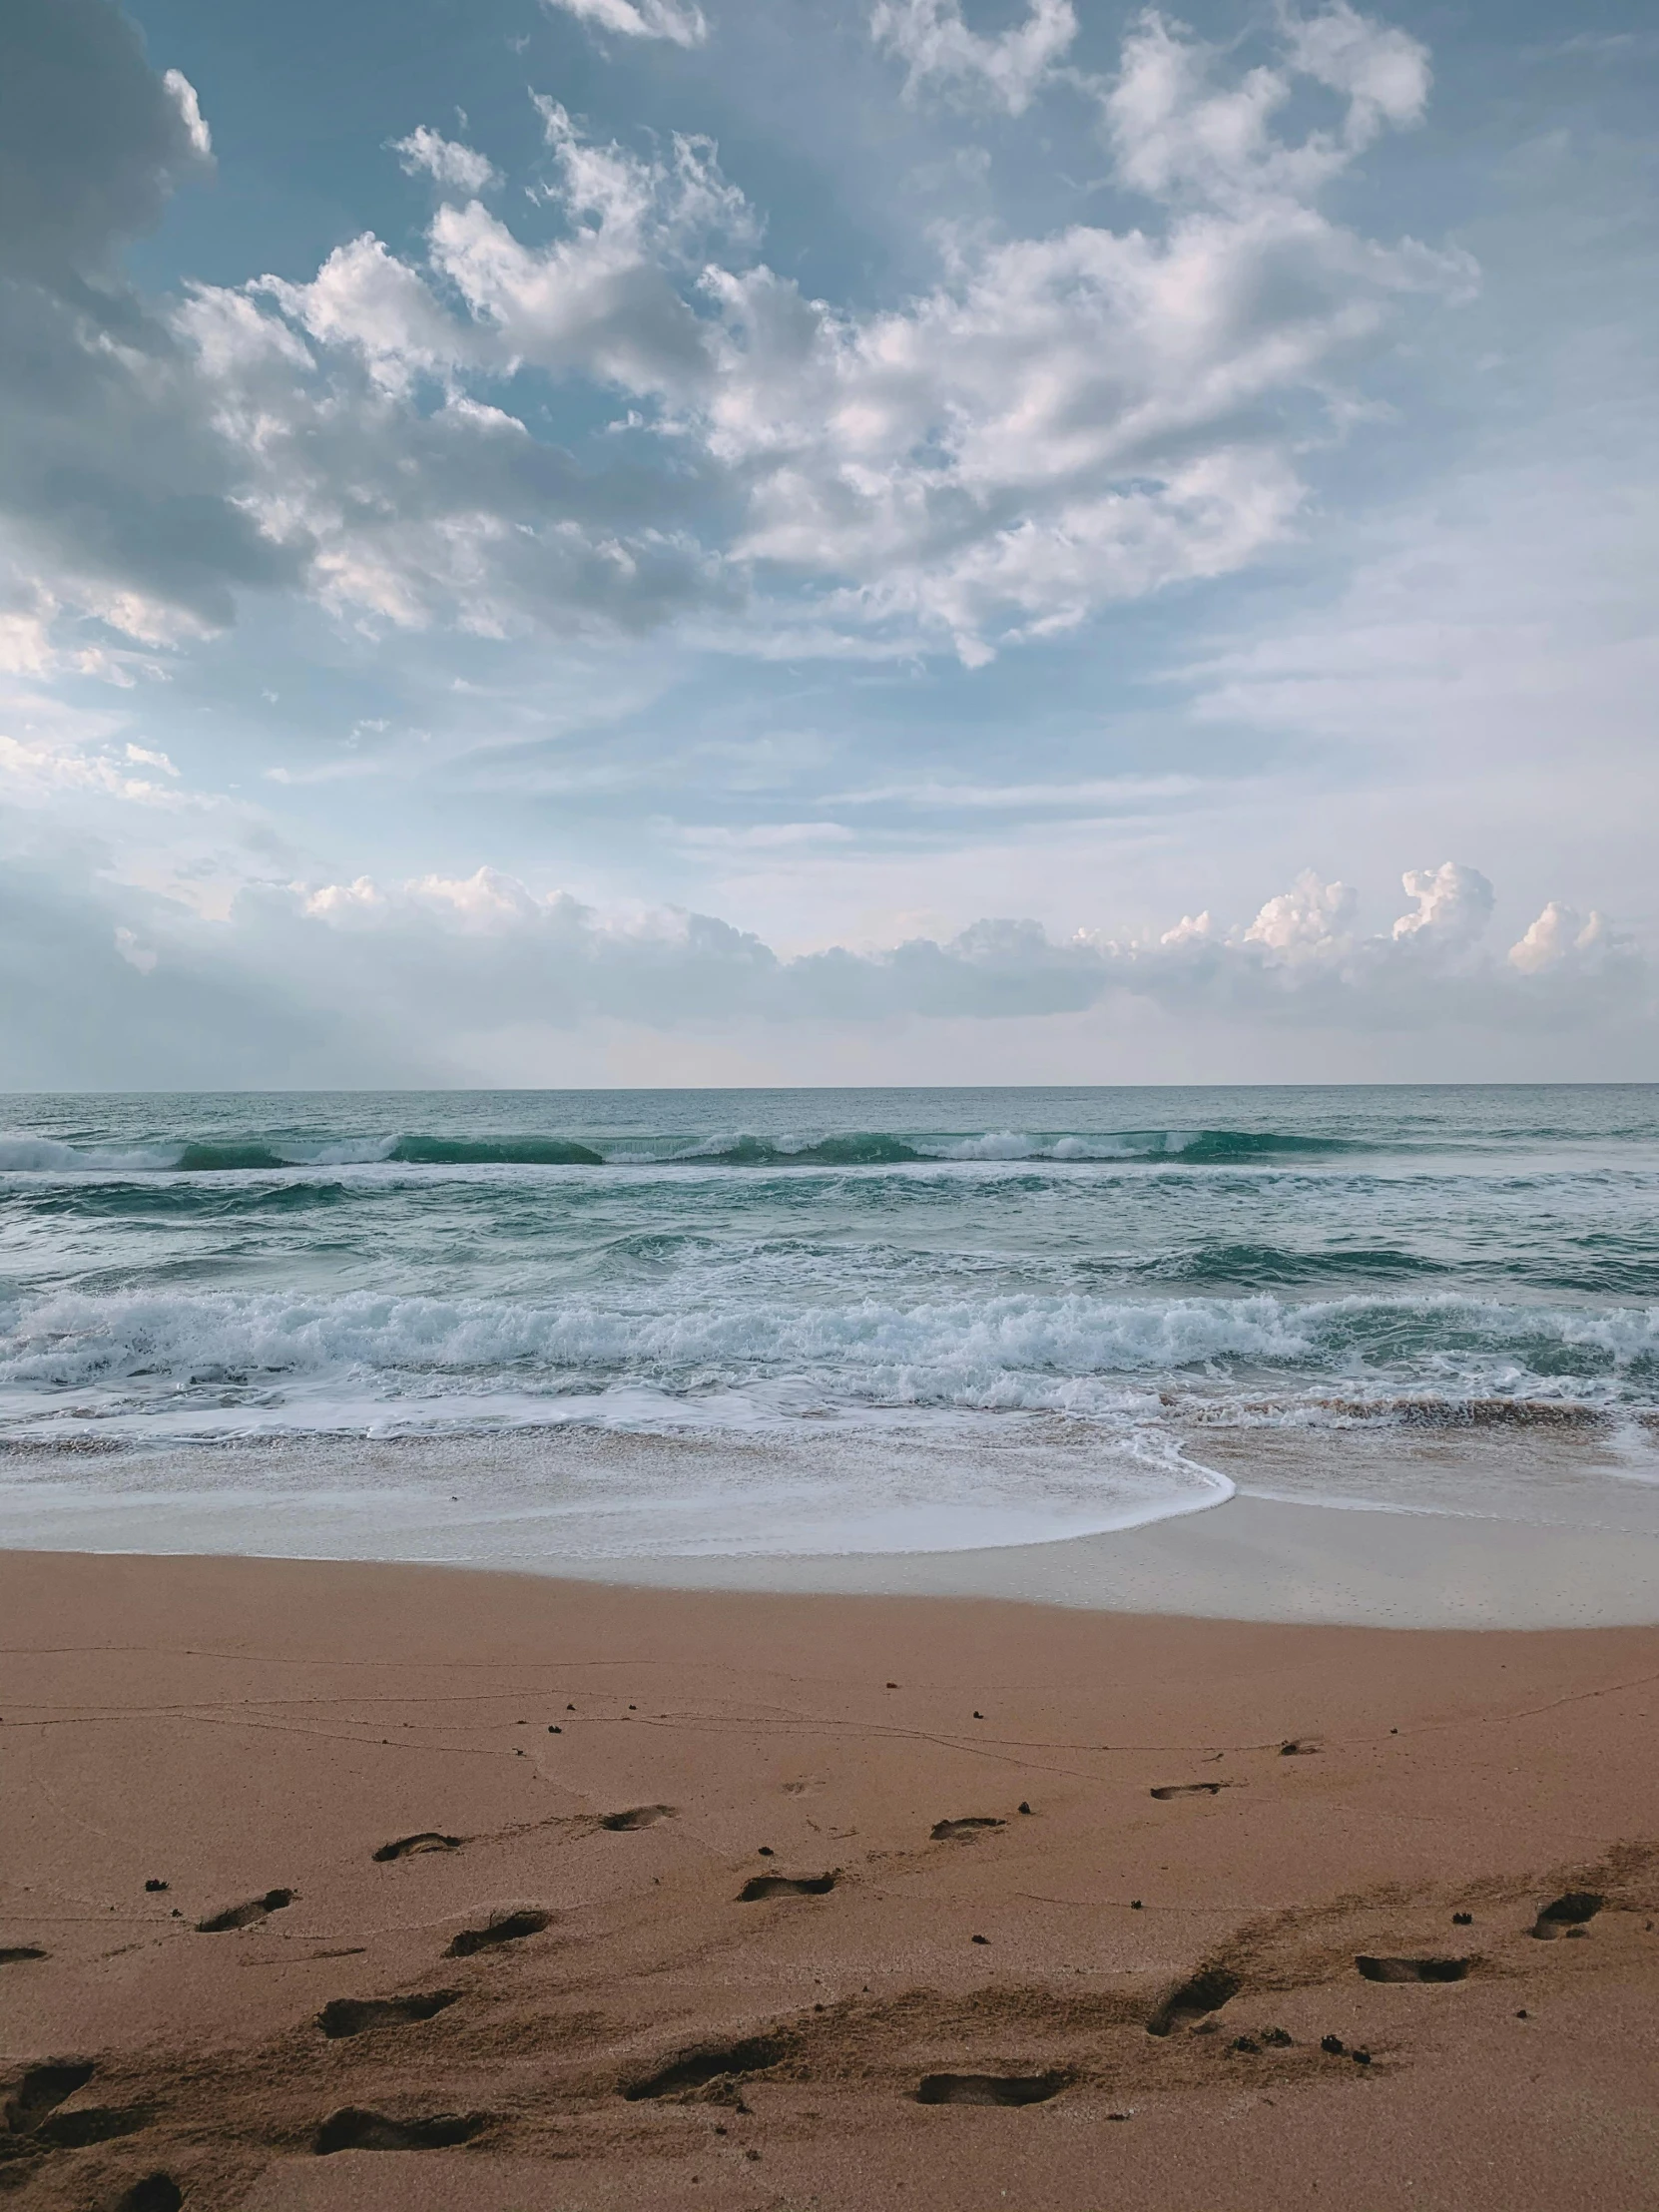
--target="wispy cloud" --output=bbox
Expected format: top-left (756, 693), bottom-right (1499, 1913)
top-left (540, 0), bottom-right (708, 49)
top-left (870, 0), bottom-right (1077, 116)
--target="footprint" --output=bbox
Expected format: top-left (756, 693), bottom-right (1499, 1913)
top-left (115, 2179), bottom-right (183, 2212)
top-left (444, 1910), bottom-right (550, 1958)
top-left (1356, 1955), bottom-right (1471, 1982)
top-left (196, 1889), bottom-right (294, 1934)
top-left (737, 1873), bottom-right (836, 1902)
top-left (318, 1992), bottom-right (460, 2039)
top-left (114, 2178), bottom-right (183, 2212)
top-left (622, 2036), bottom-right (788, 2101)
top-left (313, 2107), bottom-right (488, 2155)
top-left (1147, 1967), bottom-right (1242, 2037)
top-left (930, 1818), bottom-right (1006, 1841)
top-left (598, 1805), bottom-right (677, 1832)
top-left (1149, 1784), bottom-right (1227, 1801)
top-left (373, 1834), bottom-right (463, 1864)
top-left (0, 1947), bottom-right (48, 1965)
top-left (32, 2106), bottom-right (152, 2149)
top-left (915, 2074), bottom-right (1067, 2107)
top-left (5, 2059), bottom-right (94, 2132)
top-left (1532, 1891), bottom-right (1603, 1939)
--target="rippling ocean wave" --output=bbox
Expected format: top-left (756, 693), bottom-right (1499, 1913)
top-left (2, 1085), bottom-right (1656, 1557)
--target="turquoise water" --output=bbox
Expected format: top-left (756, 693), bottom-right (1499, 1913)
top-left (2, 1086), bottom-right (1656, 1558)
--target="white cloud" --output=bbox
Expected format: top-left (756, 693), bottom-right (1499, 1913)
top-left (222, 857), bottom-right (1650, 1040)
top-left (1243, 869), bottom-right (1358, 958)
top-left (419, 101), bottom-right (749, 388)
top-left (685, 9), bottom-right (1463, 659)
top-left (1105, 4), bottom-right (1429, 208)
top-left (540, 0), bottom-right (708, 48)
top-left (0, 5), bottom-right (1470, 673)
top-left (257, 235), bottom-right (467, 393)
top-left (161, 69), bottom-right (213, 162)
top-left (1283, 1), bottom-right (1431, 147)
top-left (1391, 861), bottom-right (1493, 947)
top-left (694, 144), bottom-right (1461, 661)
top-left (391, 126), bottom-right (500, 196)
top-left (1507, 901), bottom-right (1614, 976)
top-left (0, 844), bottom-right (1648, 1087)
top-left (870, 0), bottom-right (1077, 116)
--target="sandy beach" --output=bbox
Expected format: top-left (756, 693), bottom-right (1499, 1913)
top-left (4, 1542), bottom-right (1658, 2211)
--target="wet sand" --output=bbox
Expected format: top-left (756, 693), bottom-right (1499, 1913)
top-left (3, 1546), bottom-right (1658, 2210)
top-left (567, 1492), bottom-right (1659, 1627)
top-left (8, 1444), bottom-right (1659, 1627)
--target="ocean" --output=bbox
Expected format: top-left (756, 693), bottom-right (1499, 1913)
top-left (1, 1084), bottom-right (1656, 1566)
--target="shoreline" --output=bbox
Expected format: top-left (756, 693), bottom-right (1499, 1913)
top-left (2, 1546), bottom-right (1656, 2211)
top-left (530, 1493), bottom-right (1659, 1629)
top-left (5, 1484), bottom-right (1659, 1629)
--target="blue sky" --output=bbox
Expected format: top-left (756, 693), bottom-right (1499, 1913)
top-left (1, 0), bottom-right (1655, 1085)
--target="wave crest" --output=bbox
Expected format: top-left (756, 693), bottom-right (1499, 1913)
top-left (0, 1123), bottom-right (1368, 1176)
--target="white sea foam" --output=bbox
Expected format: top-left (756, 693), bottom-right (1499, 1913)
top-left (938, 1132), bottom-right (1166, 1160)
top-left (0, 1135), bottom-right (177, 1173)
top-left (0, 1404), bottom-right (1234, 1557)
top-left (2, 1284), bottom-right (1653, 1428)
top-left (291, 1137), bottom-right (400, 1166)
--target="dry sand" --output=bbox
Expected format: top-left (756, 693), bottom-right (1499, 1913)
top-left (3, 1546), bottom-right (1658, 2210)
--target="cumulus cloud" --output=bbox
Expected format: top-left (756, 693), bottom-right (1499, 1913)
top-left (1507, 901), bottom-right (1614, 976)
top-left (138, 8), bottom-right (1461, 664)
top-left (1242, 870), bottom-right (1359, 959)
top-left (213, 859), bottom-right (1655, 1042)
top-left (0, 0), bottom-right (1470, 673)
top-left (424, 99), bottom-right (752, 385)
top-left (870, 0), bottom-right (1078, 116)
top-left (1391, 861), bottom-right (1494, 947)
top-left (541, 0), bottom-right (708, 48)
top-left (1, 841), bottom-right (1645, 1085)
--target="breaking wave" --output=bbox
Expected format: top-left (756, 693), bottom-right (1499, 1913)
top-left (1, 1285), bottom-right (1653, 1437)
top-left (0, 1123), bottom-right (1369, 1176)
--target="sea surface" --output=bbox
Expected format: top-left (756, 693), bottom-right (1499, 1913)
top-left (1, 1085), bottom-right (1657, 1563)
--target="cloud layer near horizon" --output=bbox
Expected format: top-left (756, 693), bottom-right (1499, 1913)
top-left (1, 855), bottom-right (1637, 1090)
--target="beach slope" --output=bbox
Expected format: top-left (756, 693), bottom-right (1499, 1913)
top-left (3, 1548), bottom-right (1657, 2210)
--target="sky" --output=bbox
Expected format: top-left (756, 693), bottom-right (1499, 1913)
top-left (1, 0), bottom-right (1655, 1088)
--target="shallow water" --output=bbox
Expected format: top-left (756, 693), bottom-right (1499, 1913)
top-left (1, 1085), bottom-right (1656, 1559)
